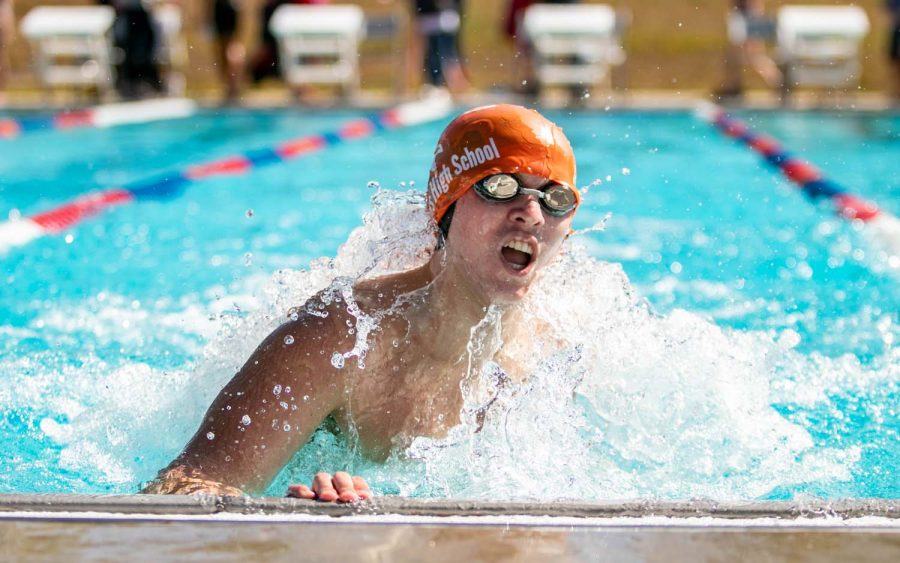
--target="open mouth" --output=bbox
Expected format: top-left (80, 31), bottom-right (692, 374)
top-left (500, 240), bottom-right (535, 272)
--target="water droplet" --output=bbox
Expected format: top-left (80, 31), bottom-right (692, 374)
top-left (241, 415), bottom-right (251, 426)
top-left (283, 335), bottom-right (295, 345)
top-left (303, 395), bottom-right (310, 402)
top-left (279, 401), bottom-right (288, 410)
top-left (273, 384), bottom-right (282, 395)
top-left (246, 208), bottom-right (254, 218)
top-left (64, 234), bottom-right (75, 244)
top-left (331, 353), bottom-right (345, 369)
top-left (367, 180), bottom-right (381, 190)
top-left (225, 455), bottom-right (232, 462)
top-left (622, 167), bottom-right (631, 176)
top-left (244, 252), bottom-right (253, 267)
top-left (284, 386), bottom-right (292, 394)
top-left (290, 311), bottom-right (299, 321)
top-left (206, 432), bottom-right (215, 440)
top-left (283, 423), bottom-right (291, 432)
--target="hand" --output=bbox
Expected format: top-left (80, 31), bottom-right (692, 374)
top-left (286, 471), bottom-right (372, 503)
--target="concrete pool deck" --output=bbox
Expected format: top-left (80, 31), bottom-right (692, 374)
top-left (1, 495), bottom-right (898, 562)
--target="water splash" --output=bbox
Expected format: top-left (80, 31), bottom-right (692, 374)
top-left (0, 188), bottom-right (892, 500)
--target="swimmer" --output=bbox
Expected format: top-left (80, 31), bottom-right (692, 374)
top-left (143, 104), bottom-right (580, 501)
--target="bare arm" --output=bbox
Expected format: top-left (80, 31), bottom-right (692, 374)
top-left (144, 311), bottom-right (348, 495)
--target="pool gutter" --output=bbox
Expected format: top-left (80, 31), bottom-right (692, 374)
top-left (1, 494), bottom-right (897, 523)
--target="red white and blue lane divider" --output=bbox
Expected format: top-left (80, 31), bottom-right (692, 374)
top-left (0, 94), bottom-right (453, 255)
top-left (697, 103), bottom-right (900, 260)
top-left (0, 98), bottom-right (197, 139)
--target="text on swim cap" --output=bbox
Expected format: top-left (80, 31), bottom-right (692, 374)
top-left (428, 137), bottom-right (501, 204)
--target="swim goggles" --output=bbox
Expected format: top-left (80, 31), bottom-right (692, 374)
top-left (472, 174), bottom-right (578, 217)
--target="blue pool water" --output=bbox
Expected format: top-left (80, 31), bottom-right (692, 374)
top-left (0, 107), bottom-right (897, 500)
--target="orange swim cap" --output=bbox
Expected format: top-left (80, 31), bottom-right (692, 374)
top-left (426, 104), bottom-right (578, 223)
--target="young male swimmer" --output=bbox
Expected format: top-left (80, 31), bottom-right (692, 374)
top-left (144, 104), bottom-right (580, 501)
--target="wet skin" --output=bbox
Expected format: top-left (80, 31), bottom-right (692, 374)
top-left (144, 174), bottom-right (575, 501)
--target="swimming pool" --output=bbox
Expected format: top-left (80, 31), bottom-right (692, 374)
top-left (0, 107), bottom-right (897, 501)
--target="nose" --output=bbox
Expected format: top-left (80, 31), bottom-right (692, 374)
top-left (507, 193), bottom-right (545, 228)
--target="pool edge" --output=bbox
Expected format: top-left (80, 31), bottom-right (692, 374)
top-left (1, 494), bottom-right (897, 522)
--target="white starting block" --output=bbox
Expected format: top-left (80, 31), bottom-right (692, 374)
top-left (269, 4), bottom-right (366, 95)
top-left (20, 6), bottom-right (116, 94)
top-left (777, 5), bottom-right (870, 90)
top-left (522, 4), bottom-right (625, 92)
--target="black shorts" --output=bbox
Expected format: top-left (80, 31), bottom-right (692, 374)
top-left (213, 0), bottom-right (239, 38)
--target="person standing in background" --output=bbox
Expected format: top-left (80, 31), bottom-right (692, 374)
top-left (503, 0), bottom-right (535, 95)
top-left (717, 0), bottom-right (782, 99)
top-left (0, 0), bottom-right (13, 106)
top-left (99, 0), bottom-right (165, 98)
top-left (211, 0), bottom-right (245, 103)
top-left (888, 0), bottom-right (900, 101)
top-left (410, 0), bottom-right (468, 95)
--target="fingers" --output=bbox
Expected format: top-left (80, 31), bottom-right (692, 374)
top-left (285, 484), bottom-right (315, 499)
top-left (287, 472), bottom-right (372, 503)
top-left (331, 471), bottom-right (359, 502)
top-left (352, 476), bottom-right (373, 500)
top-left (312, 472), bottom-right (339, 502)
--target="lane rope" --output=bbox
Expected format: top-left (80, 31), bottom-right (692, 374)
top-left (0, 95), bottom-right (453, 255)
top-left (697, 102), bottom-right (900, 261)
top-left (0, 98), bottom-right (197, 139)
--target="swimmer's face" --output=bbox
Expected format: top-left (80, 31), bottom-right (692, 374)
top-left (444, 173), bottom-right (574, 304)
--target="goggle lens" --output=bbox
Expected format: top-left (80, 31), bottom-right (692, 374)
top-left (474, 174), bottom-right (577, 216)
top-left (481, 174), bottom-right (520, 199)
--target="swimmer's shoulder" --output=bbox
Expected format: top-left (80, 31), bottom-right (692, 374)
top-left (352, 264), bottom-right (433, 310)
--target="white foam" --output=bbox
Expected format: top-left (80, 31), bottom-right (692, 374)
top-left (1, 188), bottom-right (894, 500)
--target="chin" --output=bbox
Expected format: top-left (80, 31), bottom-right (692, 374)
top-left (483, 278), bottom-right (534, 305)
